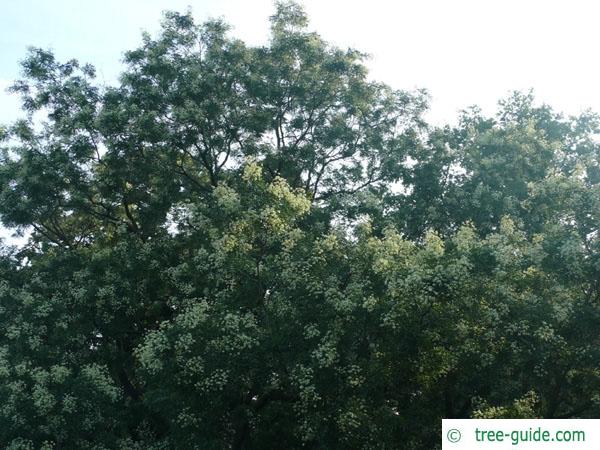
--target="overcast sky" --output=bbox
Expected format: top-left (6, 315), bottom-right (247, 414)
top-left (2, 0), bottom-right (600, 126)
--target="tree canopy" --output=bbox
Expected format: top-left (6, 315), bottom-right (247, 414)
top-left (1, 2), bottom-right (600, 449)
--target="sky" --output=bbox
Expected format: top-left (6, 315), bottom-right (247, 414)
top-left (2, 0), bottom-right (600, 125)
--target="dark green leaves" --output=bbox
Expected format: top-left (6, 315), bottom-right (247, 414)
top-left (1, 2), bottom-right (600, 449)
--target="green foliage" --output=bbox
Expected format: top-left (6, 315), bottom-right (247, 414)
top-left (2, 2), bottom-right (600, 449)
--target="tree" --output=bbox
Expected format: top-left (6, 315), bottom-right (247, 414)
top-left (1, 2), bottom-right (600, 449)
